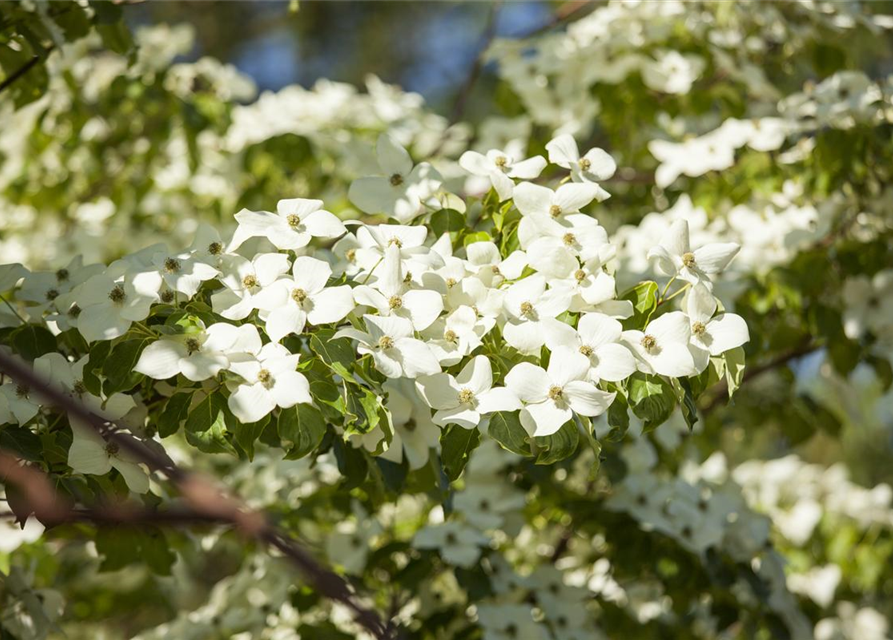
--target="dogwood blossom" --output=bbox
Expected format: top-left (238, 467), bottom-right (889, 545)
top-left (458, 148), bottom-right (546, 200)
top-left (226, 340), bottom-right (311, 423)
top-left (335, 314), bottom-right (440, 379)
top-left (622, 311), bottom-right (699, 377)
top-left (415, 355), bottom-right (520, 429)
top-left (684, 283), bottom-right (750, 370)
top-left (75, 272), bottom-right (161, 342)
top-left (228, 198), bottom-right (346, 252)
top-left (548, 313), bottom-right (638, 382)
top-left (348, 134), bottom-right (442, 223)
top-left (647, 219), bottom-right (740, 287)
top-left (505, 347), bottom-right (615, 436)
top-left (546, 133), bottom-right (616, 186)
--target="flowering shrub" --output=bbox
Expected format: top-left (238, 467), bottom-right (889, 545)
top-left (3, 2), bottom-right (893, 640)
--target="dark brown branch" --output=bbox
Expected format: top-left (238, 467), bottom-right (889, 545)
top-left (0, 351), bottom-right (394, 640)
top-left (0, 45), bottom-right (53, 94)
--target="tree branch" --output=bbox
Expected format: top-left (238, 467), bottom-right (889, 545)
top-left (0, 350), bottom-right (396, 640)
top-left (0, 45), bottom-right (53, 94)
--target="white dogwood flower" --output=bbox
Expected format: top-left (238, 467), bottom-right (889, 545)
top-left (135, 322), bottom-right (261, 381)
top-left (514, 182), bottom-right (608, 227)
top-left (647, 219), bottom-right (740, 287)
top-left (548, 313), bottom-right (637, 382)
top-left (349, 134), bottom-right (442, 223)
top-left (335, 314), bottom-right (440, 379)
top-left (150, 249), bottom-right (219, 299)
top-left (459, 148), bottom-right (547, 200)
top-left (416, 355), bottom-right (521, 429)
top-left (622, 311), bottom-right (699, 377)
top-left (226, 341), bottom-right (311, 424)
top-left (422, 305), bottom-right (490, 366)
top-left (210, 253), bottom-right (290, 320)
top-left (75, 272), bottom-right (160, 342)
top-left (546, 134), bottom-right (616, 186)
top-left (229, 197), bottom-right (346, 252)
top-left (253, 256), bottom-right (355, 342)
top-left (685, 283), bottom-right (750, 370)
top-left (505, 347), bottom-right (615, 437)
top-left (502, 274), bottom-right (572, 356)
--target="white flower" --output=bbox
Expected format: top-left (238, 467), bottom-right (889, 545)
top-left (65, 390), bottom-right (149, 493)
top-left (477, 604), bottom-right (550, 640)
top-left (349, 134), bottom-right (442, 223)
top-left (548, 313), bottom-right (637, 382)
top-left (226, 341), bottom-right (311, 423)
top-left (640, 50), bottom-right (705, 95)
top-left (17, 256), bottom-right (103, 312)
top-left (335, 314), bottom-right (440, 379)
top-left (210, 253), bottom-right (290, 320)
top-left (352, 247), bottom-right (443, 332)
top-left (228, 197), bottom-right (346, 252)
top-left (646, 219), bottom-right (740, 287)
top-left (135, 322), bottom-right (261, 381)
top-left (0, 375), bottom-right (42, 424)
top-left (505, 347), bottom-right (615, 437)
top-left (521, 214), bottom-right (612, 274)
top-left (253, 256), bottom-right (355, 342)
top-left (684, 283), bottom-right (750, 370)
top-left (415, 356), bottom-right (520, 429)
top-left (422, 305), bottom-right (491, 366)
top-left (150, 249), bottom-right (219, 298)
top-left (413, 521), bottom-right (489, 567)
top-left (453, 485), bottom-right (525, 530)
top-left (546, 133), bottom-right (616, 185)
top-left (513, 182), bottom-right (608, 228)
top-left (75, 272), bottom-right (160, 342)
top-left (459, 148), bottom-right (546, 200)
top-left (464, 241), bottom-right (528, 286)
top-left (622, 311), bottom-right (699, 377)
top-left (502, 274), bottom-right (572, 356)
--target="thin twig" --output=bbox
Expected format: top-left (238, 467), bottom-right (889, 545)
top-left (0, 45), bottom-right (54, 94)
top-left (0, 350), bottom-right (395, 640)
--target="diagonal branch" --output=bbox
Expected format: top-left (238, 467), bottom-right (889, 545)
top-left (0, 45), bottom-right (54, 94)
top-left (0, 350), bottom-right (395, 640)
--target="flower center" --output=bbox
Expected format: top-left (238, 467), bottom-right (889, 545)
top-left (257, 368), bottom-right (274, 388)
top-left (692, 321), bottom-right (707, 336)
top-left (494, 155), bottom-right (509, 170)
top-left (578, 157), bottom-right (591, 171)
top-left (286, 214), bottom-right (301, 228)
top-left (563, 233), bottom-right (576, 246)
top-left (445, 277), bottom-right (457, 288)
top-left (242, 275), bottom-right (258, 289)
top-left (389, 173), bottom-right (404, 187)
top-left (458, 388), bottom-right (475, 404)
top-left (520, 301), bottom-right (534, 317)
top-left (579, 345), bottom-right (593, 357)
top-left (68, 304), bottom-right (82, 318)
top-left (444, 329), bottom-right (458, 343)
top-left (161, 290), bottom-right (175, 303)
top-left (641, 334), bottom-right (657, 351)
top-left (105, 442), bottom-right (119, 456)
top-left (164, 258), bottom-right (181, 273)
top-left (292, 288), bottom-right (307, 303)
top-left (549, 204), bottom-right (562, 218)
top-left (548, 385), bottom-right (563, 401)
top-left (15, 384), bottom-right (29, 398)
top-left (491, 265), bottom-right (501, 275)
top-left (185, 337), bottom-right (201, 354)
top-left (378, 336), bottom-right (394, 349)
top-left (574, 269), bottom-right (586, 282)
top-left (45, 288), bottom-right (59, 301)
top-left (345, 248), bottom-right (357, 263)
top-left (55, 268), bottom-right (69, 282)
top-left (72, 380), bottom-right (87, 397)
top-left (682, 252), bottom-right (696, 268)
top-left (388, 237), bottom-right (403, 248)
top-left (388, 295), bottom-right (403, 310)
top-left (108, 285), bottom-right (126, 304)
top-left (208, 242), bottom-right (223, 255)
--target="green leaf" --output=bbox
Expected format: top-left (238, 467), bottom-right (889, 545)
top-left (233, 414), bottom-right (269, 461)
top-left (439, 425), bottom-right (481, 482)
top-left (96, 525), bottom-right (176, 575)
top-left (10, 324), bottom-right (56, 360)
top-left (723, 347), bottom-right (746, 399)
top-left (184, 392), bottom-right (236, 455)
top-left (0, 425), bottom-right (43, 461)
top-left (430, 208), bottom-right (465, 237)
top-left (606, 395), bottom-right (630, 442)
top-left (619, 281), bottom-right (659, 330)
top-left (463, 231), bottom-right (491, 247)
top-left (487, 411), bottom-right (531, 456)
top-left (332, 438), bottom-right (368, 489)
top-left (82, 340), bottom-right (111, 396)
top-left (310, 330), bottom-right (356, 379)
top-left (102, 338), bottom-right (150, 394)
top-left (678, 378), bottom-right (699, 431)
top-left (278, 403), bottom-right (327, 459)
top-left (628, 373), bottom-right (675, 433)
top-left (533, 419), bottom-right (579, 465)
top-left (157, 392), bottom-right (193, 438)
